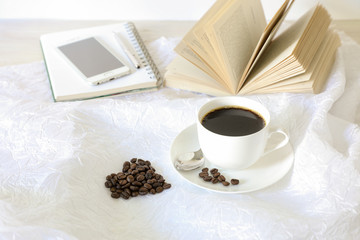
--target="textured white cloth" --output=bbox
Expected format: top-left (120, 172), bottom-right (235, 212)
top-left (0, 32), bottom-right (359, 239)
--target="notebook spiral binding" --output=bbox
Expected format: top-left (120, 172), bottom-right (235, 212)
top-left (124, 22), bottom-right (162, 87)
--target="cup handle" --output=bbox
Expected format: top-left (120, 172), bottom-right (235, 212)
top-left (263, 129), bottom-right (289, 155)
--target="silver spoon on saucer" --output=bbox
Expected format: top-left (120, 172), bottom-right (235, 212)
top-left (175, 149), bottom-right (205, 171)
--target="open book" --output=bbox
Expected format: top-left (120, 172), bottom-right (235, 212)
top-left (165, 0), bottom-right (340, 96)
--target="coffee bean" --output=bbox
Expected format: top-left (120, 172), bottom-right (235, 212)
top-left (138, 159), bottom-right (146, 165)
top-left (121, 182), bottom-right (131, 189)
top-left (119, 179), bottom-right (127, 185)
top-left (163, 183), bottom-right (171, 189)
top-left (204, 176), bottom-right (213, 182)
top-left (117, 173), bottom-right (126, 179)
top-left (138, 191), bottom-right (147, 196)
top-left (130, 158), bottom-right (137, 163)
top-left (199, 172), bottom-right (208, 178)
top-left (212, 172), bottom-right (220, 178)
top-left (147, 179), bottom-right (156, 184)
top-left (136, 175), bottom-right (145, 182)
top-left (110, 178), bottom-right (116, 186)
top-left (210, 168), bottom-right (218, 174)
top-left (131, 191), bottom-right (139, 197)
top-left (124, 188), bottom-right (131, 196)
top-left (137, 167), bottom-right (146, 172)
top-left (144, 183), bottom-right (152, 190)
top-left (111, 192), bottom-right (120, 199)
top-left (222, 181), bottom-right (230, 186)
top-left (132, 181), bottom-right (142, 186)
top-left (139, 186), bottom-right (148, 192)
top-left (122, 162), bottom-right (130, 172)
top-left (150, 189), bottom-right (156, 194)
top-left (231, 179), bottom-right (240, 185)
top-left (130, 186), bottom-right (139, 191)
top-left (211, 178), bottom-right (219, 184)
top-left (130, 163), bottom-right (137, 170)
top-left (202, 168), bottom-right (209, 172)
top-left (156, 186), bottom-right (163, 193)
top-left (105, 181), bottom-right (112, 188)
top-left (120, 191), bottom-right (130, 199)
top-left (218, 175), bottom-right (226, 182)
top-left (145, 172), bottom-right (153, 180)
top-left (139, 187), bottom-right (148, 195)
top-left (126, 175), bottom-right (134, 183)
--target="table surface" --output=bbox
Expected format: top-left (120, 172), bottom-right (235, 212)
top-left (0, 19), bottom-right (360, 67)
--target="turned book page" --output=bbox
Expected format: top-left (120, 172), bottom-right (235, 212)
top-left (175, 0), bottom-right (227, 86)
top-left (242, 30), bottom-right (339, 94)
top-left (175, 0), bottom-right (266, 93)
top-left (175, 41), bottom-right (223, 85)
top-left (166, 56), bottom-right (231, 96)
top-left (237, 0), bottom-right (294, 91)
top-left (204, 0), bottom-right (266, 93)
top-left (240, 9), bottom-right (315, 91)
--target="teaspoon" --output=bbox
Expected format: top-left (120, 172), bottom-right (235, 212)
top-left (175, 149), bottom-right (205, 171)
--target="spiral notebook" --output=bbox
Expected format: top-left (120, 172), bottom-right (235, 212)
top-left (40, 22), bottom-right (162, 102)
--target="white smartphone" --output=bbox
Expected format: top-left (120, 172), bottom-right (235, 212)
top-left (57, 37), bottom-right (131, 85)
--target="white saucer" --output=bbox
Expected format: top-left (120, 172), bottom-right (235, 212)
top-left (170, 124), bottom-right (294, 193)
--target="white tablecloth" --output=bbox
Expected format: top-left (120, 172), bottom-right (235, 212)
top-left (0, 31), bottom-right (359, 239)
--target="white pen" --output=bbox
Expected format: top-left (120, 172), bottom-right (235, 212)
top-left (113, 32), bottom-right (140, 69)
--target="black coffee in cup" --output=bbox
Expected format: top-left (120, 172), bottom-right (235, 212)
top-left (201, 106), bottom-right (265, 136)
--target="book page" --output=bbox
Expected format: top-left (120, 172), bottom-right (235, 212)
top-left (176, 0), bottom-right (230, 87)
top-left (294, 6), bottom-right (330, 67)
top-left (242, 7), bottom-right (316, 88)
top-left (165, 56), bottom-right (232, 96)
top-left (191, 1), bottom-right (230, 78)
top-left (205, 0), bottom-right (266, 92)
top-left (241, 30), bottom-right (339, 94)
top-left (174, 40), bottom-right (225, 85)
top-left (237, 0), bottom-right (294, 92)
top-left (180, 30), bottom-right (224, 79)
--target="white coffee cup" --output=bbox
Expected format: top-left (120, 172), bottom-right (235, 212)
top-left (197, 97), bottom-right (289, 170)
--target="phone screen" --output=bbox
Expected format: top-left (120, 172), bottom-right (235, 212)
top-left (58, 37), bottom-right (125, 78)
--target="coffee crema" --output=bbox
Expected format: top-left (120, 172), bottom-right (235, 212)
top-left (201, 106), bottom-right (265, 136)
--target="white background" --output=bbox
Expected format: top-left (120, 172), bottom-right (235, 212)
top-left (0, 0), bottom-right (359, 20)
